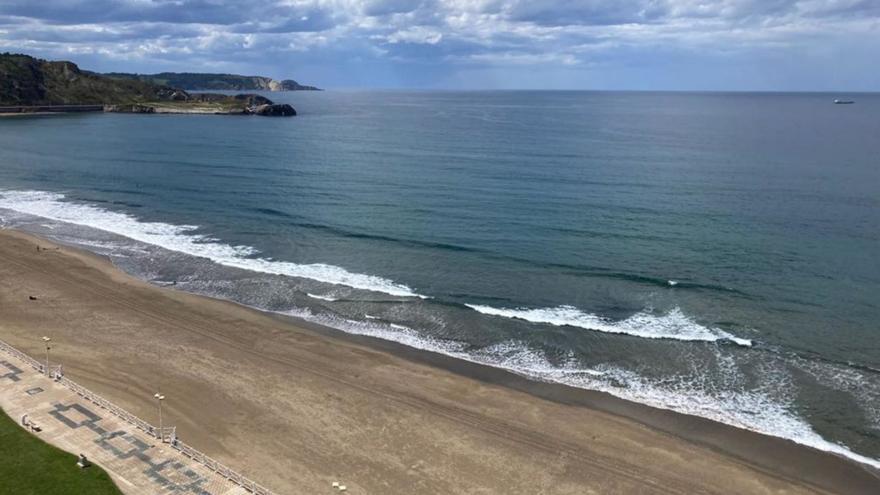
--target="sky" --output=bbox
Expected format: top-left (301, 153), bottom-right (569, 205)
top-left (0, 0), bottom-right (877, 90)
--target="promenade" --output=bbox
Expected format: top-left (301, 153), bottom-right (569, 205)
top-left (0, 342), bottom-right (260, 495)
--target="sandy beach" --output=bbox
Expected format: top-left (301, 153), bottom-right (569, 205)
top-left (0, 228), bottom-right (876, 494)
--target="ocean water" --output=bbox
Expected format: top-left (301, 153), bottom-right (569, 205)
top-left (0, 91), bottom-right (878, 468)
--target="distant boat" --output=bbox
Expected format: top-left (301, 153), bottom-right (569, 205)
top-left (834, 99), bottom-right (855, 104)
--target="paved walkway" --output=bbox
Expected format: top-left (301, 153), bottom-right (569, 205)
top-left (0, 357), bottom-right (251, 495)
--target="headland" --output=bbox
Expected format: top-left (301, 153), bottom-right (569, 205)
top-left (0, 54), bottom-right (297, 116)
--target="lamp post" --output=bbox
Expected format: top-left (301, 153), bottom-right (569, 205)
top-left (154, 392), bottom-right (165, 442)
top-left (42, 336), bottom-right (51, 376)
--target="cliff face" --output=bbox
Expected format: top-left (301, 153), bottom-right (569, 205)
top-left (103, 72), bottom-right (321, 91)
top-left (273, 79), bottom-right (320, 91)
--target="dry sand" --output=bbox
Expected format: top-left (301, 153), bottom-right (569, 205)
top-left (0, 228), bottom-right (877, 494)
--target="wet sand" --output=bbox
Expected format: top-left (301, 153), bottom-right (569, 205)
top-left (0, 228), bottom-right (877, 494)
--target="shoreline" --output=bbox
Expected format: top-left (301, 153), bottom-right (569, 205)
top-left (0, 102), bottom-right (295, 116)
top-left (1, 227), bottom-right (878, 494)
top-left (0, 108), bottom-right (258, 116)
top-left (276, 310), bottom-right (880, 489)
top-left (265, 310), bottom-right (880, 492)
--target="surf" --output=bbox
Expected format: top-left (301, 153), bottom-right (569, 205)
top-left (284, 309), bottom-right (877, 471)
top-left (465, 304), bottom-right (752, 346)
top-left (0, 189), bottom-right (424, 299)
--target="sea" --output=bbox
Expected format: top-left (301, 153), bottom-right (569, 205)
top-left (0, 91), bottom-right (878, 469)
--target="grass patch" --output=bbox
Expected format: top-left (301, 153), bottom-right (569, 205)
top-left (0, 406), bottom-right (122, 495)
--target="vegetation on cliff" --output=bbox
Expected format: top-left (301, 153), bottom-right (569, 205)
top-left (104, 72), bottom-right (320, 91)
top-left (0, 53), bottom-right (173, 105)
top-left (0, 54), bottom-right (296, 116)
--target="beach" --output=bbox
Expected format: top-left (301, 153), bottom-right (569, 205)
top-left (3, 92), bottom-right (879, 470)
top-left (1, 228), bottom-right (877, 494)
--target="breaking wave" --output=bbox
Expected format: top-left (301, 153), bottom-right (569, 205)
top-left (307, 293), bottom-right (339, 302)
top-left (281, 310), bottom-right (878, 470)
top-left (4, 188), bottom-right (879, 470)
top-left (466, 304), bottom-right (752, 346)
top-left (0, 190), bottom-right (423, 298)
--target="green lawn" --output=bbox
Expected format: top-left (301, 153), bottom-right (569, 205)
top-left (0, 406), bottom-right (122, 495)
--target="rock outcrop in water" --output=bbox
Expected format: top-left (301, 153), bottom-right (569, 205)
top-left (0, 53), bottom-right (297, 117)
top-left (252, 103), bottom-right (297, 116)
top-left (233, 94), bottom-right (273, 107)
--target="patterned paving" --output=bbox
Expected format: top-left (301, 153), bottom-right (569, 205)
top-left (0, 356), bottom-right (251, 495)
top-left (50, 402), bottom-right (212, 494)
top-left (1, 359), bottom-right (23, 382)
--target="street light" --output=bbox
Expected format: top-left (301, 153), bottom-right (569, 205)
top-left (42, 336), bottom-right (51, 376)
top-left (154, 392), bottom-right (165, 442)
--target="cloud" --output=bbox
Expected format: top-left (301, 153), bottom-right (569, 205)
top-left (362, 0), bottom-right (427, 16)
top-left (382, 25), bottom-right (443, 44)
top-left (501, 0), bottom-right (667, 26)
top-left (0, 0), bottom-right (877, 89)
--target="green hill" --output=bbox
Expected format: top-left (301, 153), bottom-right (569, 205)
top-left (0, 54), bottom-right (296, 116)
top-left (0, 53), bottom-right (176, 105)
top-left (104, 72), bottom-right (321, 91)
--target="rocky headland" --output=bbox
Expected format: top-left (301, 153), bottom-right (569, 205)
top-left (0, 53), bottom-right (297, 117)
top-left (103, 93), bottom-right (296, 116)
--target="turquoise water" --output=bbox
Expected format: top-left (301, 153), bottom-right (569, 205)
top-left (0, 91), bottom-right (878, 467)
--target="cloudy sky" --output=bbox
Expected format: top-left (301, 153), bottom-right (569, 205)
top-left (1, 0), bottom-right (877, 90)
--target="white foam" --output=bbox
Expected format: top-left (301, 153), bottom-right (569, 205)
top-left (579, 365), bottom-right (880, 471)
top-left (472, 341), bottom-right (607, 378)
top-left (307, 293), bottom-right (338, 302)
top-left (54, 237), bottom-right (151, 256)
top-left (0, 190), bottom-right (423, 298)
top-left (3, 189), bottom-right (875, 470)
top-left (296, 312), bottom-right (467, 357)
top-left (466, 304), bottom-right (752, 346)
top-left (286, 308), bottom-right (880, 470)
top-left (323, 314), bottom-right (878, 471)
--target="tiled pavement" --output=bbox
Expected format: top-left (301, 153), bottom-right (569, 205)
top-left (0, 358), bottom-right (252, 495)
